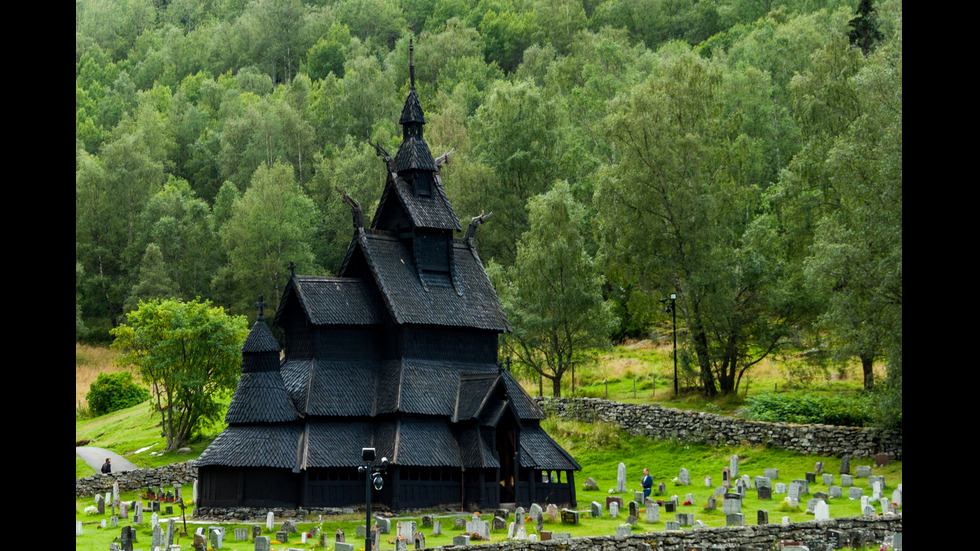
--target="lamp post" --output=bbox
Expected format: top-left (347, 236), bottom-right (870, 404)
top-left (358, 448), bottom-right (388, 551)
top-left (660, 293), bottom-right (678, 396)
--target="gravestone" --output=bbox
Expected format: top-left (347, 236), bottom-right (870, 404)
top-left (628, 501), bottom-right (638, 518)
top-left (722, 494), bottom-right (741, 514)
top-left (546, 503), bottom-right (559, 521)
top-left (839, 455), bottom-right (850, 474)
top-left (634, 491), bottom-right (645, 505)
top-left (583, 477), bottom-right (598, 490)
top-left (758, 485), bottom-right (772, 500)
top-left (609, 501), bottom-right (619, 517)
top-left (841, 474), bottom-right (853, 487)
top-left (617, 463), bottom-right (627, 492)
top-left (235, 528), bottom-right (248, 541)
top-left (210, 526), bottom-right (224, 550)
top-left (615, 525), bottom-right (631, 537)
top-left (377, 517), bottom-right (391, 534)
top-left (398, 520), bottom-right (417, 542)
top-left (848, 487), bottom-right (863, 499)
top-left (869, 475), bottom-right (886, 489)
top-left (815, 461), bottom-right (824, 474)
top-left (805, 472), bottom-right (816, 483)
top-left (133, 501), bottom-right (143, 525)
top-left (774, 482), bottom-right (786, 494)
top-left (730, 455), bottom-right (739, 478)
top-left (664, 501), bottom-right (675, 513)
top-left (433, 520), bottom-right (442, 536)
top-left (874, 453), bottom-right (889, 467)
top-left (829, 486), bottom-right (843, 498)
top-left (336, 543), bottom-right (355, 551)
top-left (678, 468), bottom-right (690, 485)
top-left (281, 520), bottom-right (298, 533)
top-left (76, 521), bottom-right (82, 536)
top-left (252, 525), bottom-right (262, 541)
top-left (891, 488), bottom-right (902, 508)
top-left (658, 481), bottom-right (666, 495)
top-left (152, 524), bottom-right (164, 550)
top-left (722, 466), bottom-right (731, 488)
top-left (704, 476), bottom-right (712, 487)
top-left (492, 516), bottom-right (507, 531)
top-left (823, 473), bottom-right (834, 485)
top-left (120, 526), bottom-right (135, 551)
top-left (880, 498), bottom-right (891, 514)
top-left (855, 465), bottom-right (871, 478)
top-left (465, 519), bottom-right (489, 541)
top-left (725, 513), bottom-right (745, 526)
top-left (788, 482), bottom-right (802, 501)
top-left (591, 501), bottom-right (602, 518)
top-left (422, 515), bottom-right (433, 528)
top-left (552, 532), bottom-right (571, 540)
top-left (815, 501), bottom-right (830, 521)
top-left (529, 503), bottom-right (543, 522)
top-left (676, 512), bottom-right (694, 526)
top-left (452, 535), bottom-right (470, 546)
top-left (705, 495), bottom-right (717, 511)
top-left (626, 514), bottom-right (637, 526)
top-left (335, 529), bottom-right (345, 543)
top-left (414, 531), bottom-right (426, 550)
top-left (561, 508), bottom-right (579, 525)
top-left (266, 512), bottom-right (275, 532)
top-left (757, 510), bottom-right (769, 524)
top-left (764, 468), bottom-right (779, 480)
top-left (646, 503), bottom-right (659, 522)
top-left (97, 495), bottom-right (105, 515)
top-left (539, 531), bottom-right (551, 541)
top-left (276, 531), bottom-right (288, 543)
top-left (664, 521), bottom-right (680, 530)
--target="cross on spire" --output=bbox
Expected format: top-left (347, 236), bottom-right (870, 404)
top-left (256, 296), bottom-right (266, 322)
top-left (409, 38), bottom-right (415, 89)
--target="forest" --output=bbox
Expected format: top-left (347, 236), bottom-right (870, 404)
top-left (75, 0), bottom-right (902, 409)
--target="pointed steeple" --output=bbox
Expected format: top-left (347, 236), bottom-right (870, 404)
top-left (395, 38), bottom-right (436, 177)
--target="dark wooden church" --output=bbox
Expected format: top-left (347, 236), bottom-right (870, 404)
top-left (195, 45), bottom-right (580, 512)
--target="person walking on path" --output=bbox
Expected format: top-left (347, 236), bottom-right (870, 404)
top-left (101, 457), bottom-right (112, 473)
top-left (641, 468), bottom-right (653, 499)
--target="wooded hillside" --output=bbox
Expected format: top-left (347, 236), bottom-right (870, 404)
top-left (76, 0), bottom-right (901, 405)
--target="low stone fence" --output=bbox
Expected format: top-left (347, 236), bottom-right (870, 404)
top-left (448, 515), bottom-right (901, 551)
top-left (76, 461), bottom-right (198, 498)
top-left (536, 397), bottom-right (902, 460)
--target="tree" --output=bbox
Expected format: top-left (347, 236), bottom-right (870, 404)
top-left (493, 182), bottom-right (615, 397)
top-left (110, 298), bottom-right (247, 451)
top-left (124, 243), bottom-right (179, 313)
top-left (596, 48), bottom-right (798, 397)
top-left (847, 0), bottom-right (883, 56)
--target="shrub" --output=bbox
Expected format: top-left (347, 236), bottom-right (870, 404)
top-left (86, 372), bottom-right (151, 416)
top-left (744, 392), bottom-right (874, 427)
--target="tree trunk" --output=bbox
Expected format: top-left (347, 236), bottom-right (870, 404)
top-left (861, 353), bottom-right (875, 391)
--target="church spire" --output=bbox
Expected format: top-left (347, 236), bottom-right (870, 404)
top-left (395, 38), bottom-right (436, 178)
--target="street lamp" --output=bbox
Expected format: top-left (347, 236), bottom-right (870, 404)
top-left (358, 448), bottom-right (388, 551)
top-left (660, 293), bottom-right (678, 396)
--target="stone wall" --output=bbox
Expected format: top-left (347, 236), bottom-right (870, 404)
top-left (449, 515), bottom-right (901, 551)
top-left (536, 397), bottom-right (902, 460)
top-left (75, 461), bottom-right (198, 498)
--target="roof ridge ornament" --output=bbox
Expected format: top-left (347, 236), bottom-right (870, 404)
top-left (466, 210), bottom-right (493, 245)
top-left (256, 296), bottom-right (266, 322)
top-left (409, 37), bottom-right (416, 89)
top-left (335, 185), bottom-right (364, 229)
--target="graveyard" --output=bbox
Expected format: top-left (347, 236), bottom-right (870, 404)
top-left (75, 417), bottom-right (902, 550)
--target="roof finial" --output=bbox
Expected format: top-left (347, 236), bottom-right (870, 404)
top-left (409, 37), bottom-right (416, 89)
top-left (256, 296), bottom-right (266, 322)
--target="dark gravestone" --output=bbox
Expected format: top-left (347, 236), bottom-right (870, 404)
top-left (120, 526), bottom-right (134, 551)
top-left (252, 525), bottom-right (262, 541)
top-left (561, 509), bottom-right (579, 525)
top-left (664, 501), bottom-right (675, 513)
top-left (874, 453), bottom-right (889, 467)
top-left (805, 472), bottom-right (816, 483)
top-left (757, 510), bottom-right (769, 525)
top-left (758, 485), bottom-right (772, 500)
top-left (839, 455), bottom-right (850, 474)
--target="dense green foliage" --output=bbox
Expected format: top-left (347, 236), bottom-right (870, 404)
top-left (110, 298), bottom-right (248, 451)
top-left (85, 372), bottom-right (151, 416)
top-left (744, 392), bottom-right (874, 427)
top-left (76, 0), bottom-right (901, 411)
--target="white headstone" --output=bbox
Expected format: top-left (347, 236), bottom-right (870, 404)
top-left (76, 521), bottom-right (82, 536)
top-left (730, 455), bottom-right (739, 478)
top-left (814, 501), bottom-right (830, 521)
top-left (617, 463), bottom-right (627, 492)
top-left (266, 512), bottom-right (275, 531)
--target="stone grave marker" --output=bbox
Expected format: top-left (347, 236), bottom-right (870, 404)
top-left (615, 525), bottom-right (631, 537)
top-left (815, 461), bottom-right (824, 474)
top-left (583, 477), bottom-right (598, 490)
top-left (152, 524), bottom-right (164, 549)
top-left (704, 475), bottom-right (712, 487)
top-left (210, 526), bottom-right (224, 549)
top-left (634, 491), bottom-right (645, 504)
top-left (823, 473), bottom-right (835, 485)
top-left (97, 495), bottom-right (105, 515)
top-left (757, 510), bottom-right (769, 524)
top-left (252, 525), bottom-right (262, 541)
top-left (552, 532), bottom-right (571, 540)
top-left (626, 514), bottom-right (637, 526)
top-left (764, 468), bottom-right (779, 480)
top-left (234, 528), bottom-right (248, 541)
top-left (452, 534), bottom-right (470, 546)
top-left (664, 520), bottom-right (680, 530)
top-left (398, 520), bottom-right (417, 542)
top-left (839, 455), bottom-right (850, 474)
top-left (676, 513), bottom-right (693, 526)
top-left (628, 500), bottom-right (638, 518)
top-left (609, 501), bottom-right (619, 517)
top-left (891, 488), bottom-right (902, 508)
top-left (726, 513), bottom-right (745, 526)
top-left (855, 465), bottom-right (871, 478)
top-left (422, 515), bottom-right (433, 528)
top-left (336, 543), bottom-right (355, 551)
top-left (880, 497), bottom-right (891, 514)
top-left (493, 516), bottom-right (507, 531)
top-left (841, 474), bottom-right (853, 487)
top-left (658, 481), bottom-right (666, 494)
top-left (705, 495), bottom-right (716, 511)
top-left (664, 501), bottom-right (675, 513)
top-left (874, 453), bottom-right (889, 467)
top-left (546, 503), bottom-right (559, 521)
top-left (276, 531), bottom-right (288, 543)
top-left (433, 520), bottom-right (442, 536)
top-left (617, 462), bottom-right (627, 492)
top-left (722, 494), bottom-right (741, 514)
top-left (678, 468), bottom-right (690, 485)
top-left (848, 487), bottom-right (863, 499)
top-left (465, 519), bottom-right (489, 541)
top-left (829, 486), bottom-right (843, 498)
top-left (529, 503), bottom-right (543, 522)
top-left (758, 485), bottom-right (772, 500)
top-left (805, 472), bottom-right (816, 483)
top-left (774, 482), bottom-right (786, 494)
top-left (646, 502), bottom-right (659, 522)
top-left (591, 501), bottom-right (602, 518)
top-left (76, 521), bottom-right (82, 536)
top-left (414, 531), bottom-right (426, 550)
top-left (335, 529), bottom-right (345, 543)
top-left (266, 512), bottom-right (275, 531)
top-left (120, 526), bottom-right (135, 551)
top-left (377, 517), bottom-right (391, 534)
top-left (730, 455), bottom-right (739, 478)
top-left (561, 508), bottom-right (579, 524)
top-left (722, 466), bottom-right (731, 488)
top-left (281, 519), bottom-right (298, 533)
top-left (516, 506), bottom-right (526, 526)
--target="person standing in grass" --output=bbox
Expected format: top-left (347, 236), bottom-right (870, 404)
top-left (641, 468), bottom-right (653, 499)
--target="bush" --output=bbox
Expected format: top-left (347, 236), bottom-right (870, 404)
top-left (744, 392), bottom-right (874, 427)
top-left (86, 372), bottom-right (151, 416)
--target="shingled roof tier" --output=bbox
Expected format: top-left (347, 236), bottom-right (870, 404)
top-left (372, 172), bottom-right (461, 231)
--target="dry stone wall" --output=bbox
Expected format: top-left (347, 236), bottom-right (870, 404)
top-left (75, 461), bottom-right (197, 497)
top-left (446, 515), bottom-right (901, 551)
top-left (536, 398), bottom-right (902, 460)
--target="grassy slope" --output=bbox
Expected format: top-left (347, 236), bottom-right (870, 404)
top-left (76, 342), bottom-right (900, 550)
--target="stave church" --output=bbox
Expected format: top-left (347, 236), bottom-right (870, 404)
top-left (195, 42), bottom-right (580, 512)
